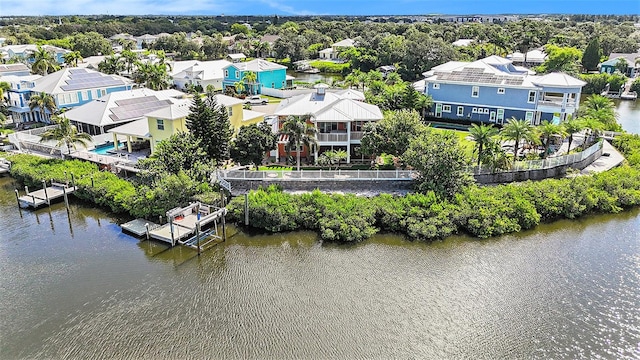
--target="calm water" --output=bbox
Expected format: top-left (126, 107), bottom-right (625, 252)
top-left (614, 99), bottom-right (640, 134)
top-left (1, 176), bottom-right (639, 359)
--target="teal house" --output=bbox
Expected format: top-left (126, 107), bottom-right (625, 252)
top-left (222, 59), bottom-right (290, 95)
top-left (600, 53), bottom-right (640, 78)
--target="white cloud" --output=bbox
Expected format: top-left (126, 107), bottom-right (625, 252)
top-left (255, 0), bottom-right (318, 15)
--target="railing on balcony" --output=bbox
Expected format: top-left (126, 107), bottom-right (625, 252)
top-left (317, 132), bottom-right (348, 142)
top-left (218, 169), bottom-right (417, 181)
top-left (538, 97), bottom-right (576, 107)
top-left (350, 131), bottom-right (364, 141)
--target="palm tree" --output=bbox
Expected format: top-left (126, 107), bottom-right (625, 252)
top-left (234, 80), bottom-right (246, 95)
top-left (581, 94), bottom-right (618, 130)
top-left (28, 92), bottom-right (57, 122)
top-left (538, 120), bottom-right (567, 158)
top-left (31, 46), bottom-right (60, 76)
top-left (242, 71), bottom-right (258, 95)
top-left (469, 123), bottom-right (498, 166)
top-left (562, 117), bottom-right (585, 153)
top-left (62, 51), bottom-right (83, 67)
top-left (280, 115), bottom-right (318, 171)
top-left (500, 117), bottom-right (533, 158)
top-left (581, 116), bottom-right (604, 146)
top-left (384, 72), bottom-right (402, 86)
top-left (120, 50), bottom-right (138, 75)
top-left (39, 115), bottom-right (92, 155)
top-left (98, 55), bottom-right (125, 75)
top-left (133, 62), bottom-right (171, 90)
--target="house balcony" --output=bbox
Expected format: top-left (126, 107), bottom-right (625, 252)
top-left (317, 132), bottom-right (348, 143)
top-left (537, 96), bottom-right (577, 114)
top-left (316, 131), bottom-right (366, 143)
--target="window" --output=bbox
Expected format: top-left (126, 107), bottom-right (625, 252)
top-left (490, 111), bottom-right (496, 121)
top-left (224, 70), bottom-right (229, 77)
top-left (497, 88), bottom-right (505, 94)
top-left (433, 83), bottom-right (440, 89)
top-left (318, 122), bottom-right (338, 133)
top-left (101, 89), bottom-right (106, 97)
top-left (528, 90), bottom-right (536, 103)
top-left (282, 81), bottom-right (285, 87)
top-left (525, 111), bottom-right (533, 121)
top-left (157, 119), bottom-right (164, 130)
top-left (497, 109), bottom-right (505, 121)
top-left (472, 108), bottom-right (477, 113)
top-left (472, 86), bottom-right (479, 97)
top-left (442, 105), bottom-right (451, 113)
top-left (235, 71), bottom-right (239, 78)
top-left (271, 82), bottom-right (275, 88)
top-left (228, 106), bottom-right (233, 116)
top-left (457, 106), bottom-right (464, 116)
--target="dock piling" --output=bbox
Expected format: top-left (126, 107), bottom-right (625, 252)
top-left (145, 223), bottom-right (150, 241)
top-left (196, 223), bottom-right (201, 255)
top-left (14, 189), bottom-right (20, 207)
top-left (244, 193), bottom-right (249, 226)
top-left (71, 173), bottom-right (75, 188)
top-left (63, 186), bottom-right (69, 210)
top-left (42, 180), bottom-right (49, 205)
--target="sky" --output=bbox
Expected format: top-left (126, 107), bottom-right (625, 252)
top-left (1, 0), bottom-right (639, 16)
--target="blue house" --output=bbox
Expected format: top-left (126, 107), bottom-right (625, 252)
top-left (0, 44), bottom-right (70, 65)
top-left (9, 68), bottom-right (133, 123)
top-left (222, 59), bottom-right (289, 95)
top-left (422, 55), bottom-right (586, 125)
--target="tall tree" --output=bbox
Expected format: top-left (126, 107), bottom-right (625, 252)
top-left (361, 109), bottom-right (425, 158)
top-left (562, 117), bottom-right (585, 152)
top-left (242, 71), bottom-right (258, 95)
top-left (98, 55), bottom-right (124, 75)
top-left (62, 51), bottom-right (83, 67)
top-left (469, 123), bottom-right (499, 166)
top-left (120, 50), bottom-right (138, 75)
top-left (404, 129), bottom-right (472, 199)
top-left (28, 92), bottom-right (57, 122)
top-left (230, 122), bottom-right (277, 167)
top-left (538, 120), bottom-right (567, 158)
top-left (39, 115), bottom-right (92, 154)
top-left (186, 94), bottom-right (233, 164)
top-left (500, 118), bottom-right (534, 159)
top-left (31, 46), bottom-right (60, 76)
top-left (537, 45), bottom-right (582, 75)
top-left (581, 38), bottom-right (601, 72)
top-left (279, 115), bottom-right (318, 171)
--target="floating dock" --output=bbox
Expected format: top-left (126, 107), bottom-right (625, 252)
top-left (125, 202), bottom-right (228, 253)
top-left (18, 182), bottom-right (77, 209)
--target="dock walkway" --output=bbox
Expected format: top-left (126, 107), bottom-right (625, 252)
top-left (18, 183), bottom-right (77, 208)
top-left (0, 158), bottom-right (10, 175)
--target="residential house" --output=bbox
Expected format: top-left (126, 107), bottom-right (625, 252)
top-left (108, 93), bottom-right (265, 154)
top-left (171, 60), bottom-right (232, 91)
top-left (227, 53), bottom-right (246, 63)
top-left (3, 74), bottom-right (42, 123)
top-left (9, 67), bottom-right (133, 123)
top-left (318, 38), bottom-right (356, 61)
top-left (64, 88), bottom-right (186, 136)
top-left (222, 58), bottom-right (289, 95)
top-left (0, 44), bottom-right (70, 65)
top-left (422, 55), bottom-right (586, 125)
top-left (109, 33), bottom-right (136, 48)
top-left (274, 84), bottom-right (383, 163)
top-left (136, 34), bottom-right (158, 49)
top-left (452, 39), bottom-right (474, 47)
top-left (0, 63), bottom-right (31, 77)
top-left (259, 35), bottom-right (280, 58)
top-left (600, 52), bottom-right (640, 77)
top-left (507, 49), bottom-right (547, 67)
top-left (75, 55), bottom-right (106, 70)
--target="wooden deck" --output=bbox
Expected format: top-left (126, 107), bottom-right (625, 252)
top-left (121, 218), bottom-right (160, 237)
top-left (18, 184), bottom-right (77, 209)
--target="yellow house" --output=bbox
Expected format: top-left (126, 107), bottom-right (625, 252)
top-left (213, 94), bottom-right (265, 135)
top-left (146, 101), bottom-right (191, 153)
top-left (108, 95), bottom-right (266, 155)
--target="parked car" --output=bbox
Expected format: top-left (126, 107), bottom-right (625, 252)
top-left (245, 95), bottom-right (268, 105)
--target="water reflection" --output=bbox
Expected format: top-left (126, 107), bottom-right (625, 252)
top-left (1, 178), bottom-right (639, 359)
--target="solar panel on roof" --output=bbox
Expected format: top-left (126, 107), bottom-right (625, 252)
top-left (69, 69), bottom-right (88, 74)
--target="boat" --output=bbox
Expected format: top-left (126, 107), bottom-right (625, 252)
top-left (620, 91), bottom-right (637, 100)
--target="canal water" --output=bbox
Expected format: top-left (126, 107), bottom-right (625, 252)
top-left (614, 99), bottom-right (640, 134)
top-left (1, 175), bottom-right (639, 359)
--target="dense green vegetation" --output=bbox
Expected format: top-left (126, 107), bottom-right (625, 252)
top-left (227, 134), bottom-right (640, 243)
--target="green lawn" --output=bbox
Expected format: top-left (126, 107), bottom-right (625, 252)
top-left (258, 165), bottom-right (293, 171)
top-left (432, 128), bottom-right (475, 162)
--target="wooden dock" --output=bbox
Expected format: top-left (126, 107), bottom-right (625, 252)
top-left (136, 202), bottom-right (228, 253)
top-left (18, 183), bottom-right (77, 209)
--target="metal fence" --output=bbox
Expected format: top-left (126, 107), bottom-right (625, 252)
top-left (217, 169), bottom-right (417, 181)
top-left (19, 141), bottom-right (62, 157)
top-left (467, 140), bottom-right (603, 175)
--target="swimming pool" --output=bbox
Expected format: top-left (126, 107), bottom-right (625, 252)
top-left (90, 143), bottom-right (122, 155)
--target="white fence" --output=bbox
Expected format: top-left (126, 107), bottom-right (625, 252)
top-left (468, 140), bottom-right (603, 175)
top-left (218, 169), bottom-right (417, 181)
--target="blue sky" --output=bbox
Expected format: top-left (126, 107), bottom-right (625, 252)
top-left (1, 0), bottom-right (639, 16)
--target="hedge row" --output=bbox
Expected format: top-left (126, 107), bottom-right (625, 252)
top-left (228, 134), bottom-right (640, 242)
